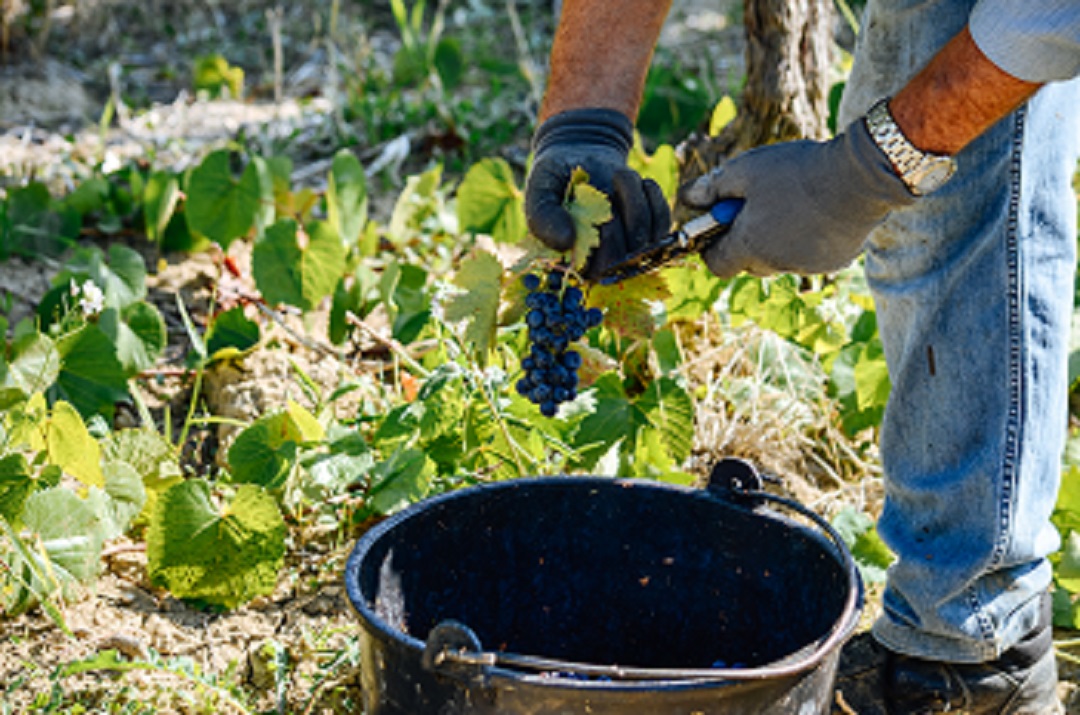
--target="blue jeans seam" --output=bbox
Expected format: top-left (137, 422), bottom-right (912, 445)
top-left (972, 103), bottom-right (1030, 645)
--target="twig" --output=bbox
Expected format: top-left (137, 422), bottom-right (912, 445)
top-left (101, 543), bottom-right (146, 559)
top-left (267, 7), bottom-right (284, 103)
top-left (255, 302), bottom-right (344, 362)
top-left (504, 0), bottom-right (542, 109)
top-left (344, 311), bottom-right (430, 377)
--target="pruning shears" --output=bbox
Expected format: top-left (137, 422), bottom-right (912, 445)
top-left (596, 198), bottom-right (744, 285)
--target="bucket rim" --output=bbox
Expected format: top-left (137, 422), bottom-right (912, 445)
top-left (343, 474), bottom-right (864, 686)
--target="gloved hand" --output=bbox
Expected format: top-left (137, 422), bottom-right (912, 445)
top-left (525, 108), bottom-right (671, 280)
top-left (678, 118), bottom-right (917, 278)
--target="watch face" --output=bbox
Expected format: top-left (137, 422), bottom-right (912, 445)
top-left (910, 160), bottom-right (956, 195)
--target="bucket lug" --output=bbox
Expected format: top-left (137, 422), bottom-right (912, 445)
top-left (422, 620), bottom-right (490, 684)
top-left (706, 458), bottom-right (765, 504)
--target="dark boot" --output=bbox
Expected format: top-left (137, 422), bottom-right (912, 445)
top-left (833, 596), bottom-right (1062, 715)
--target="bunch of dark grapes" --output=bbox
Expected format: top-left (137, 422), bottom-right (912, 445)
top-left (516, 270), bottom-right (603, 417)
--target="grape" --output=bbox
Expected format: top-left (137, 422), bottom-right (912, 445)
top-left (517, 268), bottom-right (603, 416)
top-left (563, 286), bottom-right (583, 308)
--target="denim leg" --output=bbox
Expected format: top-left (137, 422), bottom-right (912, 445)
top-left (839, 0), bottom-right (1080, 662)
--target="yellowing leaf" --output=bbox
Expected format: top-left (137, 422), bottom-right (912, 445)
top-left (146, 480), bottom-right (285, 609)
top-left (47, 401), bottom-right (104, 489)
top-left (628, 137), bottom-right (679, 201)
top-left (443, 250), bottom-right (504, 358)
top-left (565, 168), bottom-right (612, 272)
top-left (587, 273), bottom-right (671, 341)
top-left (7, 392), bottom-right (48, 452)
top-left (286, 399), bottom-right (325, 442)
top-left (709, 96), bottom-right (738, 136)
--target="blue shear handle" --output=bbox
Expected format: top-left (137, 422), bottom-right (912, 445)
top-left (710, 198), bottom-right (744, 225)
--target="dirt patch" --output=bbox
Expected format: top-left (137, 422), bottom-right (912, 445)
top-left (0, 539), bottom-right (363, 713)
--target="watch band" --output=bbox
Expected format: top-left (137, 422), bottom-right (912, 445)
top-left (864, 98), bottom-right (956, 196)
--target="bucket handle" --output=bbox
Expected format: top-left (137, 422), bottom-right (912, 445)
top-left (426, 460), bottom-right (863, 684)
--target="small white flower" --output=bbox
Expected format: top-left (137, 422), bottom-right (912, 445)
top-left (77, 280), bottom-right (105, 317)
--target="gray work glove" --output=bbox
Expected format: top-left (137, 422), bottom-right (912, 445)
top-left (525, 108), bottom-right (671, 281)
top-left (678, 118), bottom-right (916, 278)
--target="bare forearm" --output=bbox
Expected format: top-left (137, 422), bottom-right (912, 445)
top-left (540, 0), bottom-right (673, 121)
top-left (891, 26), bottom-right (1042, 156)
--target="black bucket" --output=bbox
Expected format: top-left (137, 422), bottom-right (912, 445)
top-left (344, 459), bottom-right (863, 714)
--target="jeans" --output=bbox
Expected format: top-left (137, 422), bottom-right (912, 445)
top-left (839, 0), bottom-right (1080, 662)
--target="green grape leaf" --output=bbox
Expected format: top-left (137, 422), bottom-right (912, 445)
top-left (186, 151), bottom-right (263, 247)
top-left (23, 487), bottom-right (107, 585)
top-left (0, 453), bottom-right (37, 529)
top-left (572, 373), bottom-right (634, 466)
top-left (1054, 466), bottom-right (1080, 533)
top-left (379, 262), bottom-right (431, 343)
top-left (52, 323), bottom-right (129, 420)
top-left (635, 376), bottom-right (694, 464)
top-left (661, 259), bottom-right (725, 323)
top-left (571, 373), bottom-right (692, 473)
top-left (434, 37), bottom-right (464, 88)
top-left (652, 328), bottom-right (683, 375)
top-left (193, 54), bottom-right (244, 98)
top-left (373, 403), bottom-right (421, 448)
top-left (64, 244), bottom-right (147, 311)
top-left (303, 451), bottom-right (375, 502)
top-left (98, 461), bottom-right (147, 540)
top-left (628, 137), bottom-right (679, 201)
top-left (2, 182), bottom-right (78, 258)
top-left (443, 250), bottom-right (504, 358)
top-left (755, 276), bottom-right (802, 337)
top-left (369, 448), bottom-right (433, 515)
top-left (47, 400), bottom-right (105, 489)
top-left (206, 307), bottom-right (261, 360)
top-left (456, 158), bottom-right (526, 244)
top-left (388, 165), bottom-right (444, 244)
top-left (146, 480), bottom-right (285, 609)
top-left (832, 506), bottom-right (894, 585)
top-left (854, 340), bottom-right (891, 412)
top-left (143, 171), bottom-right (180, 244)
top-left (414, 364), bottom-right (465, 442)
top-left (4, 331), bottom-right (60, 397)
top-left (253, 219), bottom-right (346, 311)
top-left (228, 401), bottom-right (324, 489)
top-left (828, 343), bottom-right (885, 437)
top-left (565, 168), bottom-right (612, 272)
top-left (1058, 531), bottom-right (1080, 593)
top-left (101, 428), bottom-right (183, 525)
top-left (327, 149), bottom-right (369, 246)
top-left (329, 276), bottom-right (362, 345)
top-left (97, 301), bottom-right (167, 376)
top-left (587, 272), bottom-right (671, 341)
top-left (62, 177), bottom-right (110, 217)
top-left (631, 426), bottom-right (678, 478)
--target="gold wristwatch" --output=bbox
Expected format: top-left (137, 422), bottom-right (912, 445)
top-left (864, 98), bottom-right (956, 196)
